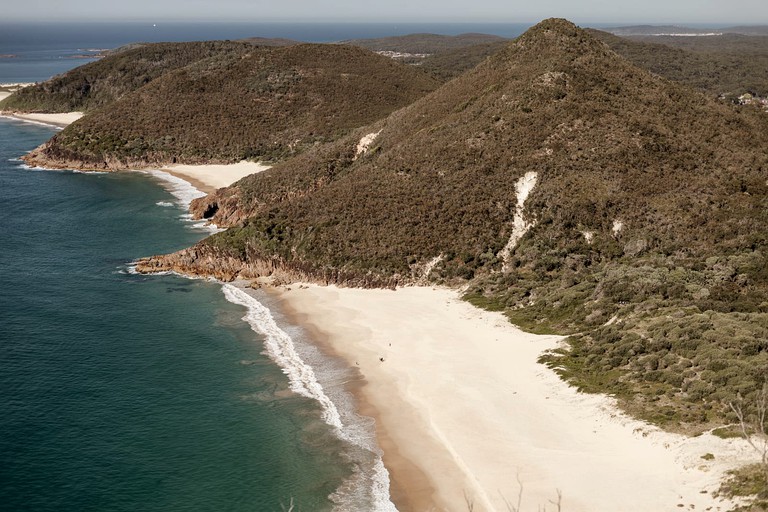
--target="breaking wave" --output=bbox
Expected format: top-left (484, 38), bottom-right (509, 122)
top-left (139, 170), bottom-right (222, 232)
top-left (222, 284), bottom-right (398, 512)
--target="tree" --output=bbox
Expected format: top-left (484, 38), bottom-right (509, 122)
top-left (730, 382), bottom-right (768, 486)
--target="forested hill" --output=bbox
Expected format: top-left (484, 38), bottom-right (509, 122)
top-left (342, 33), bottom-right (510, 80)
top-left (138, 19), bottom-right (768, 435)
top-left (342, 32), bottom-right (507, 54)
top-left (0, 41), bottom-right (257, 113)
top-left (0, 33), bottom-right (501, 117)
top-left (607, 24), bottom-right (768, 36)
top-left (590, 30), bottom-right (768, 97)
top-left (6, 28), bottom-right (767, 120)
top-left (21, 44), bottom-right (440, 169)
top-left (0, 34), bottom-right (504, 117)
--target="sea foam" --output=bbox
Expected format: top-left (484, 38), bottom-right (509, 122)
top-left (139, 170), bottom-right (222, 233)
top-left (221, 284), bottom-right (398, 512)
top-left (140, 170), bottom-right (206, 209)
top-left (223, 284), bottom-right (343, 427)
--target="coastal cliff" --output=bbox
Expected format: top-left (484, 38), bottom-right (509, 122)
top-left (136, 244), bottom-right (402, 289)
top-left (188, 186), bottom-right (249, 227)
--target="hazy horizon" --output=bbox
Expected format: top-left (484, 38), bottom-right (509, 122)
top-left (1, 19), bottom-right (767, 32)
top-left (5, 18), bottom-right (768, 27)
top-left (4, 0), bottom-right (768, 26)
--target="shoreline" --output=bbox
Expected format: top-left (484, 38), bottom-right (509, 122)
top-left (270, 286), bottom-right (436, 511)
top-left (20, 158), bottom-right (269, 193)
top-left (271, 283), bottom-right (757, 512)
top-left (0, 111), bottom-right (84, 127)
top-left (224, 282), bottom-right (400, 511)
top-left (2, 102), bottom-right (269, 192)
top-left (133, 169), bottom-right (401, 508)
top-left (161, 160), bottom-right (271, 194)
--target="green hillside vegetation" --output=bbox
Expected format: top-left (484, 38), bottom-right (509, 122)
top-left (7, 28), bottom-right (767, 121)
top-left (343, 33), bottom-right (510, 80)
top-left (630, 33), bottom-right (768, 54)
top-left (139, 20), bottom-right (768, 441)
top-left (607, 25), bottom-right (768, 36)
top-left (360, 29), bottom-right (768, 95)
top-left (600, 32), bottom-right (768, 97)
top-left (606, 25), bottom-right (720, 36)
top-left (0, 41), bottom-right (255, 113)
top-left (418, 41), bottom-right (509, 80)
top-left (237, 37), bottom-right (301, 47)
top-left (343, 28), bottom-right (768, 96)
top-left (22, 44), bottom-right (440, 168)
top-left (343, 32), bottom-right (508, 54)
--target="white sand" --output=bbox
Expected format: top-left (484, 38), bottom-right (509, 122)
top-left (355, 130), bottom-right (382, 157)
top-left (277, 284), bottom-right (757, 512)
top-left (0, 83), bottom-right (34, 103)
top-left (499, 171), bottom-right (537, 271)
top-left (1, 84), bottom-right (83, 127)
top-left (1, 111), bottom-right (83, 127)
top-left (161, 160), bottom-right (270, 193)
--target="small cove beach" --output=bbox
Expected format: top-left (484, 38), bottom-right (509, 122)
top-left (0, 84), bottom-right (83, 127)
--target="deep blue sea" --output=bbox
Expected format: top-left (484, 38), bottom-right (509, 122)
top-left (0, 21), bottom-right (536, 512)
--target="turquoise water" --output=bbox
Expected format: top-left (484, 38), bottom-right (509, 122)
top-left (0, 118), bottom-right (358, 511)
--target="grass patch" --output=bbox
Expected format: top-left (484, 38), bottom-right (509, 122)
top-left (713, 426), bottom-right (744, 439)
top-left (718, 464), bottom-right (768, 511)
top-left (463, 292), bottom-right (506, 312)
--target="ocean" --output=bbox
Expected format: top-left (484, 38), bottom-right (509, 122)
top-left (0, 118), bottom-right (371, 511)
top-left (0, 21), bottom-right (532, 511)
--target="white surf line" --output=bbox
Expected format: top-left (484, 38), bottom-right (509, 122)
top-left (498, 171), bottom-right (538, 271)
top-left (0, 82), bottom-right (34, 89)
top-left (224, 284), bottom-right (345, 427)
top-left (222, 284), bottom-right (398, 512)
top-left (138, 169), bottom-right (222, 233)
top-left (140, 170), bottom-right (206, 208)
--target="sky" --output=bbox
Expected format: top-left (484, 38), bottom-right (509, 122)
top-left (9, 0), bottom-right (768, 25)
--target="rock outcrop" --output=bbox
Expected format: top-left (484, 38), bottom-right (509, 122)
top-left (136, 245), bottom-right (401, 289)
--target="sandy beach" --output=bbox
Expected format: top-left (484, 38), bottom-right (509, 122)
top-left (274, 284), bottom-right (757, 512)
top-left (161, 160), bottom-right (271, 193)
top-left (2, 85), bottom-right (265, 190)
top-left (0, 111), bottom-right (84, 127)
top-left (1, 85), bottom-right (83, 127)
top-left (0, 83), bottom-right (34, 103)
